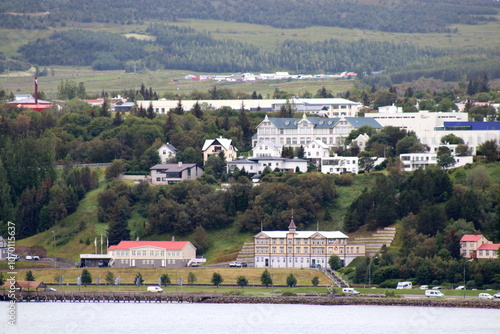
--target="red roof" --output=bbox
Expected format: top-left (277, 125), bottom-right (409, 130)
top-left (460, 234), bottom-right (484, 242)
top-left (108, 240), bottom-right (189, 250)
top-left (478, 243), bottom-right (500, 251)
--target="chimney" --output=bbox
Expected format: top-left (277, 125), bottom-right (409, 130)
top-left (34, 76), bottom-right (38, 104)
top-left (178, 162), bottom-right (182, 167)
top-left (172, 236), bottom-right (175, 241)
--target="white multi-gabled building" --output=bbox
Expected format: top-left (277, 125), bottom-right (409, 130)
top-left (253, 114), bottom-right (382, 149)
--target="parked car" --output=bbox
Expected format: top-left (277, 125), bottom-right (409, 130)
top-left (342, 288), bottom-right (360, 295)
top-left (229, 261), bottom-right (242, 267)
top-left (493, 292), bottom-right (500, 299)
top-left (455, 285), bottom-right (465, 290)
top-left (25, 255), bottom-right (33, 260)
top-left (419, 285), bottom-right (429, 290)
top-left (479, 293), bottom-right (493, 300)
top-left (240, 262), bottom-right (248, 267)
top-left (425, 290), bottom-right (444, 297)
top-left (147, 286), bottom-right (163, 293)
top-left (309, 264), bottom-right (322, 269)
top-left (432, 286), bottom-right (442, 290)
top-left (45, 287), bottom-right (57, 292)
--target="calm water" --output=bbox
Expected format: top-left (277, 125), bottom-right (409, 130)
top-left (2, 302), bottom-right (500, 334)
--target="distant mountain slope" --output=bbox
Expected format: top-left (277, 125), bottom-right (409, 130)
top-left (1, 0), bottom-right (498, 33)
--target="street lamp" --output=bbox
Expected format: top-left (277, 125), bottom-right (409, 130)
top-left (463, 258), bottom-right (473, 299)
top-left (52, 231), bottom-right (56, 268)
top-left (368, 256), bottom-right (378, 288)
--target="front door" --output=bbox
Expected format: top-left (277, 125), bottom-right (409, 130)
top-left (265, 258), bottom-right (269, 267)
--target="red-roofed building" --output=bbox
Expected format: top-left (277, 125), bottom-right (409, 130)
top-left (460, 234), bottom-right (499, 259)
top-left (477, 243), bottom-right (500, 259)
top-left (5, 98), bottom-right (53, 112)
top-left (107, 240), bottom-right (198, 268)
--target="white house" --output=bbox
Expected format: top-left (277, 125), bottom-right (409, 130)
top-left (251, 141), bottom-right (283, 157)
top-left (202, 136), bottom-right (239, 163)
top-left (304, 140), bottom-right (330, 165)
top-left (227, 156), bottom-right (308, 175)
top-left (350, 133), bottom-right (370, 152)
top-left (400, 152), bottom-right (473, 171)
top-left (321, 156), bottom-right (359, 174)
top-left (158, 143), bottom-right (178, 163)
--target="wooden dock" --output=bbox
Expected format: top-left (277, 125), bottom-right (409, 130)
top-left (0, 290), bottom-right (225, 303)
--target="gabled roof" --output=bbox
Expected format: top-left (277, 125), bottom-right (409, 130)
top-left (202, 137), bottom-right (238, 152)
top-left (160, 143), bottom-right (178, 152)
top-left (108, 241), bottom-right (190, 251)
top-left (477, 243), bottom-right (500, 251)
top-left (150, 163), bottom-right (197, 172)
top-left (305, 139), bottom-right (329, 149)
top-left (461, 234), bottom-right (484, 242)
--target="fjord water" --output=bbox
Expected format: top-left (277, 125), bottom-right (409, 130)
top-left (2, 303), bottom-right (499, 334)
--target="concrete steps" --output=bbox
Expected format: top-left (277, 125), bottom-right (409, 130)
top-left (236, 242), bottom-right (255, 266)
top-left (350, 227), bottom-right (396, 257)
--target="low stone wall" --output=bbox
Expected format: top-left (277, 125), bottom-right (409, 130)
top-left (203, 296), bottom-right (500, 309)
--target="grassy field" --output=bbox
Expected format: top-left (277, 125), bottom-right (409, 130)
top-left (2, 267), bottom-right (329, 288)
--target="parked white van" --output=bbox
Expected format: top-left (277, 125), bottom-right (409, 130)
top-left (396, 281), bottom-right (412, 289)
top-left (425, 290), bottom-right (444, 297)
top-left (342, 288), bottom-right (360, 295)
top-left (147, 286), bottom-right (163, 293)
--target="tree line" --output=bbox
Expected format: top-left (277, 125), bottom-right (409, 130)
top-left (1, 0), bottom-right (498, 34)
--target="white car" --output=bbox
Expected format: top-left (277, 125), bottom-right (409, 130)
top-left (493, 292), bottom-right (500, 299)
top-left (479, 293), bottom-right (493, 300)
top-left (420, 285), bottom-right (429, 290)
top-left (229, 261), bottom-right (242, 267)
top-left (25, 255), bottom-right (33, 260)
top-left (455, 285), bottom-right (465, 290)
top-left (425, 290), bottom-right (444, 297)
top-left (147, 286), bottom-right (163, 293)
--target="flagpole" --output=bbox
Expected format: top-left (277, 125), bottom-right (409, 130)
top-left (101, 234), bottom-right (103, 254)
top-left (94, 237), bottom-right (97, 254)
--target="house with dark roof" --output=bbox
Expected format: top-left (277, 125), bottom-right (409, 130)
top-left (253, 114), bottom-right (382, 149)
top-left (150, 162), bottom-right (203, 185)
top-left (157, 142), bottom-right (178, 163)
top-left (460, 234), bottom-right (500, 259)
top-left (107, 240), bottom-right (198, 268)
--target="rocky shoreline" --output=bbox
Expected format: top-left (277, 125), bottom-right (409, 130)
top-left (204, 296), bottom-right (500, 309)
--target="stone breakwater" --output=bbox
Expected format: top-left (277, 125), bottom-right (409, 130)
top-left (203, 296), bottom-right (500, 309)
top-left (1, 290), bottom-right (499, 309)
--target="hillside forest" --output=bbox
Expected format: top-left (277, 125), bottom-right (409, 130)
top-left (1, 81), bottom-right (500, 288)
top-left (1, 0), bottom-right (500, 88)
